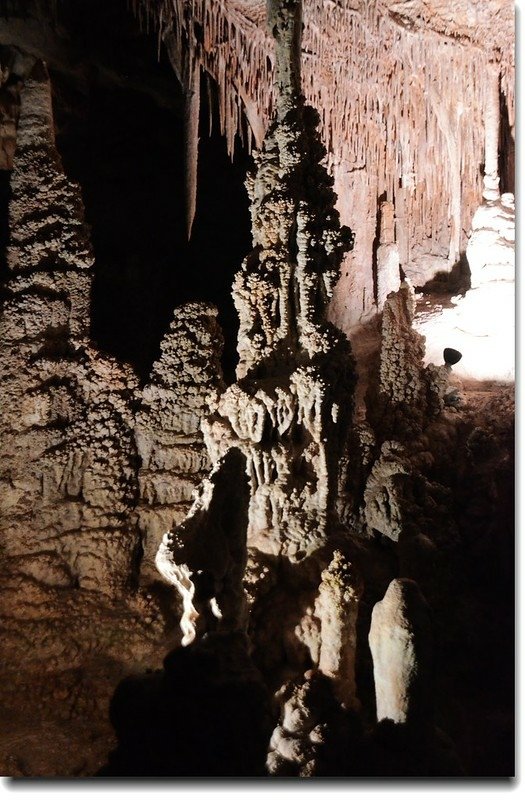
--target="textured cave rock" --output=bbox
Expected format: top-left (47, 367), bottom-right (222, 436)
top-left (0, 0), bottom-right (515, 780)
top-left (162, 0), bottom-right (356, 602)
top-left (266, 669), bottom-right (357, 776)
top-left (367, 578), bottom-right (464, 776)
top-left (157, 447), bottom-right (251, 644)
top-left (135, 301), bottom-right (225, 582)
top-left (369, 578), bottom-right (433, 726)
top-left (146, 1), bottom-right (514, 780)
top-left (135, 0), bottom-right (514, 331)
top-left (0, 61), bottom-right (138, 595)
top-left (375, 200), bottom-right (400, 310)
top-left (155, 0), bottom-right (365, 776)
top-left (0, 57), bottom-right (178, 750)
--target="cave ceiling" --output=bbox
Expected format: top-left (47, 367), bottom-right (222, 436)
top-left (217, 0), bottom-right (513, 53)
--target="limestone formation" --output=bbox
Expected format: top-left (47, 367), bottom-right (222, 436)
top-left (314, 550), bottom-right (363, 709)
top-left (467, 196), bottom-right (515, 291)
top-left (135, 302), bottom-right (225, 582)
top-left (414, 192), bottom-right (515, 382)
top-left (368, 578), bottom-right (433, 726)
top-left (156, 2), bottom-right (362, 771)
top-left (156, 448), bottom-right (250, 645)
top-left (136, 0), bottom-right (514, 328)
top-left (378, 281), bottom-right (426, 409)
top-left (0, 1), bottom-right (515, 780)
top-left (266, 671), bottom-right (343, 776)
top-left (198, 0), bottom-right (355, 563)
top-left (0, 61), bottom-right (139, 596)
top-left (0, 49), bottom-right (18, 170)
top-left (363, 441), bottom-right (410, 542)
top-left (376, 201), bottom-right (400, 310)
top-left (0, 60), bottom-right (172, 730)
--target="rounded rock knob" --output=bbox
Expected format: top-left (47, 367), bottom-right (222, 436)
top-left (443, 347), bottom-right (462, 366)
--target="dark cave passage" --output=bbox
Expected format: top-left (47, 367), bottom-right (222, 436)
top-left (51, 0), bottom-right (251, 382)
top-left (499, 88), bottom-right (515, 196)
top-left (187, 78), bottom-right (252, 383)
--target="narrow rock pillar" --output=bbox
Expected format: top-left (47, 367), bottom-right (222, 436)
top-left (184, 54), bottom-right (200, 239)
top-left (267, 0), bottom-right (303, 117)
top-left (376, 201), bottom-right (400, 310)
top-left (483, 61), bottom-right (501, 201)
top-left (315, 550), bottom-right (363, 709)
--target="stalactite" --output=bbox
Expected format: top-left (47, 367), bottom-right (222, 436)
top-left (183, 53), bottom-right (200, 239)
top-left (133, 0), bottom-right (513, 311)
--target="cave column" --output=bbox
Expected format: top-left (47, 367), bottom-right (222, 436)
top-left (376, 200), bottom-right (400, 310)
top-left (266, 0), bottom-right (303, 117)
top-left (483, 60), bottom-right (501, 202)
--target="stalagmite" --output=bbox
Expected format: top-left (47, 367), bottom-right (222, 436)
top-left (0, 57), bottom-right (173, 731)
top-left (378, 281), bottom-right (426, 409)
top-left (415, 193), bottom-right (515, 382)
top-left (194, 0), bottom-right (356, 561)
top-left (368, 578), bottom-right (433, 726)
top-left (156, 2), bottom-right (362, 773)
top-left (314, 550), bottom-right (363, 709)
top-left (0, 61), bottom-right (139, 596)
top-left (135, 302), bottom-right (225, 583)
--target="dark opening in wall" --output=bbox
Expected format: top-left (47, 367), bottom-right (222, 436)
top-left (53, 65), bottom-right (187, 380)
top-left (499, 89), bottom-right (515, 195)
top-left (50, 0), bottom-right (250, 382)
top-left (186, 75), bottom-right (251, 382)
